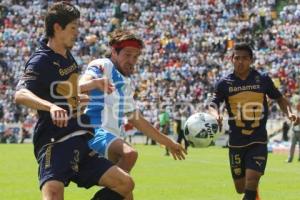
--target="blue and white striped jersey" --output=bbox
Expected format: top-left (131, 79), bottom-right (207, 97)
top-left (84, 58), bottom-right (136, 136)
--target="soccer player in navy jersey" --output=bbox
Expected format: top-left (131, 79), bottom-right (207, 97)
top-left (79, 29), bottom-right (187, 199)
top-left (15, 2), bottom-right (134, 200)
top-left (209, 43), bottom-right (297, 200)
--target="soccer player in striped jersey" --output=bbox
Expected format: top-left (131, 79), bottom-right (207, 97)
top-left (79, 29), bottom-right (186, 199)
top-left (209, 43), bottom-right (297, 200)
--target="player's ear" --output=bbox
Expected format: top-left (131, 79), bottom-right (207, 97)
top-left (53, 23), bottom-right (63, 34)
top-left (111, 47), bottom-right (118, 57)
top-left (230, 53), bottom-right (234, 62)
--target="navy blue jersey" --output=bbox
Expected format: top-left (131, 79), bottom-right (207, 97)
top-left (17, 38), bottom-right (93, 157)
top-left (211, 69), bottom-right (282, 147)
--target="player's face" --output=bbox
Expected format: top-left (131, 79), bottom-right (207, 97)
top-left (59, 20), bottom-right (79, 50)
top-left (232, 50), bottom-right (253, 76)
top-left (112, 47), bottom-right (141, 76)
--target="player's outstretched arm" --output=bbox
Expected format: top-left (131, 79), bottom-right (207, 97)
top-left (127, 111), bottom-right (187, 160)
top-left (276, 96), bottom-right (297, 123)
top-left (79, 74), bottom-right (114, 94)
top-left (14, 88), bottom-right (68, 127)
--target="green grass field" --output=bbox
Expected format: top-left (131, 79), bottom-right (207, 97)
top-left (1, 144), bottom-right (300, 200)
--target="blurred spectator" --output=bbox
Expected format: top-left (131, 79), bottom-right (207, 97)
top-left (159, 105), bottom-right (170, 156)
top-left (287, 124), bottom-right (300, 163)
top-left (174, 106), bottom-right (189, 150)
top-left (0, 118), bottom-right (5, 143)
top-left (282, 121), bottom-right (290, 142)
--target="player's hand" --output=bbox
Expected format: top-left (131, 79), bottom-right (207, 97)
top-left (94, 77), bottom-right (115, 94)
top-left (288, 113), bottom-right (297, 124)
top-left (294, 116), bottom-right (300, 126)
top-left (49, 104), bottom-right (68, 128)
top-left (167, 141), bottom-right (187, 160)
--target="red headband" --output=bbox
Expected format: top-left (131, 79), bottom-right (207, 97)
top-left (112, 40), bottom-right (143, 49)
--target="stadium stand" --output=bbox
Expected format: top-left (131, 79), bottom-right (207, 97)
top-left (0, 0), bottom-right (299, 143)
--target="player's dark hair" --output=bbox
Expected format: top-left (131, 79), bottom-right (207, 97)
top-left (232, 43), bottom-right (253, 59)
top-left (45, 1), bottom-right (80, 38)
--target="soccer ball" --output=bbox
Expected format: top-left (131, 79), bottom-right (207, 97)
top-left (184, 112), bottom-right (219, 148)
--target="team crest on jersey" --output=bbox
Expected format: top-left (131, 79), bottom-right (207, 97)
top-left (233, 168), bottom-right (241, 176)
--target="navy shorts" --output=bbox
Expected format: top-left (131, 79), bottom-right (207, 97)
top-left (37, 135), bottom-right (114, 189)
top-left (229, 143), bottom-right (268, 179)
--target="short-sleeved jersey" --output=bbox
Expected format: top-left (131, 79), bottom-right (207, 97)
top-left (17, 38), bottom-right (92, 157)
top-left (211, 69), bottom-right (282, 147)
top-left (84, 58), bottom-right (136, 136)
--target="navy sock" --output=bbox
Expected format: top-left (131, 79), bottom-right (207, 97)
top-left (242, 189), bottom-right (257, 200)
top-left (91, 188), bottom-right (124, 200)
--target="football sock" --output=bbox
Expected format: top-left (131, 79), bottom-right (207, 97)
top-left (242, 189), bottom-right (256, 200)
top-left (91, 188), bottom-right (124, 200)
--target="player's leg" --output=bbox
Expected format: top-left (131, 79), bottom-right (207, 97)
top-left (243, 144), bottom-right (268, 200)
top-left (181, 130), bottom-right (189, 150)
top-left (38, 138), bottom-right (86, 200)
top-left (88, 129), bottom-right (136, 199)
top-left (233, 178), bottom-right (245, 194)
top-left (243, 169), bottom-right (262, 200)
top-left (108, 138), bottom-right (138, 172)
top-left (296, 134), bottom-right (300, 161)
top-left (41, 180), bottom-right (64, 200)
top-left (107, 139), bottom-right (137, 199)
top-left (98, 165), bottom-right (134, 200)
top-left (287, 133), bottom-right (296, 162)
top-left (75, 137), bottom-right (134, 200)
top-left (229, 147), bottom-right (246, 194)
top-left (88, 128), bottom-right (138, 172)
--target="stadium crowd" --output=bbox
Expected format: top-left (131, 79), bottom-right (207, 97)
top-left (0, 0), bottom-right (299, 142)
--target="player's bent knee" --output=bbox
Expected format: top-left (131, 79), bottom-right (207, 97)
top-left (112, 175), bottom-right (134, 197)
top-left (42, 180), bottom-right (64, 200)
top-left (99, 166), bottom-right (134, 196)
top-left (124, 149), bottom-right (138, 165)
top-left (119, 173), bottom-right (135, 194)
